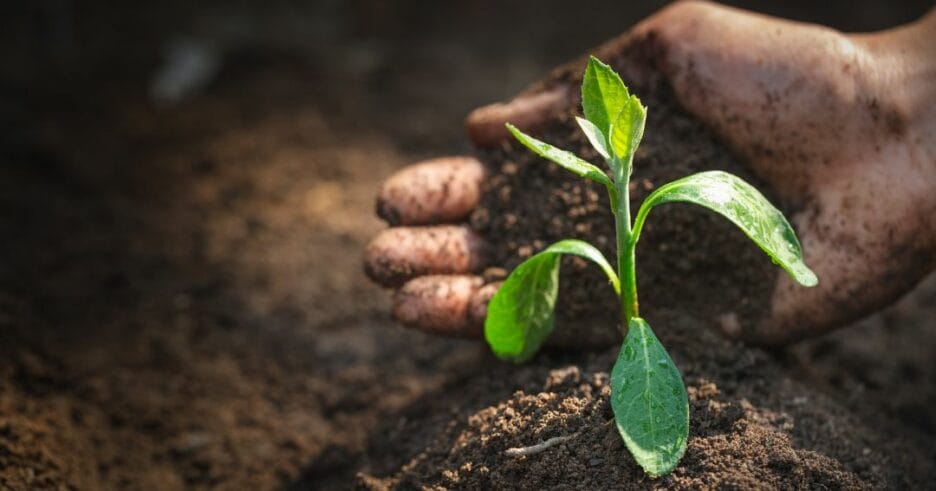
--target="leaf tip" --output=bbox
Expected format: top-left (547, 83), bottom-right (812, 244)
top-left (797, 267), bottom-right (819, 287)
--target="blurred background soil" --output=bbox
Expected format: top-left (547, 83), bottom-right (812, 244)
top-left (0, 1), bottom-right (933, 489)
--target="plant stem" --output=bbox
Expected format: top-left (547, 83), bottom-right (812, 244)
top-left (612, 156), bottom-right (639, 326)
top-left (620, 238), bottom-right (638, 321)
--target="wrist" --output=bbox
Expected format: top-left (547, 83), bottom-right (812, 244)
top-left (852, 9), bottom-right (936, 124)
top-left (851, 9), bottom-right (936, 186)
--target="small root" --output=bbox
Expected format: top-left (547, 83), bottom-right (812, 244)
top-left (504, 434), bottom-right (575, 457)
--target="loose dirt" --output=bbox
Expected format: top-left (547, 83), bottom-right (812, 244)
top-left (356, 310), bottom-right (928, 489)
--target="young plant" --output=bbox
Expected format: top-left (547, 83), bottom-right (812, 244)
top-left (484, 57), bottom-right (818, 477)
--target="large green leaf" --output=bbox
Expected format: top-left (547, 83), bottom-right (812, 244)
top-left (506, 124), bottom-right (612, 188)
top-left (609, 95), bottom-right (646, 163)
top-left (633, 171), bottom-right (818, 287)
top-left (582, 56), bottom-right (628, 140)
top-left (611, 317), bottom-right (689, 477)
top-left (484, 240), bottom-right (619, 363)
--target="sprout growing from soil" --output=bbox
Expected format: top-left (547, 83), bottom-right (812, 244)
top-left (485, 57), bottom-right (818, 477)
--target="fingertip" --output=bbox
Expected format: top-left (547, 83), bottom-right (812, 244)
top-left (376, 157), bottom-right (485, 226)
top-left (393, 275), bottom-right (486, 338)
top-left (363, 225), bottom-right (489, 287)
top-left (375, 197), bottom-right (403, 226)
top-left (363, 228), bottom-right (414, 287)
top-left (466, 86), bottom-right (572, 148)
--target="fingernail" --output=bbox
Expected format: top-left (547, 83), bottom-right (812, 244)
top-left (393, 275), bottom-right (484, 338)
top-left (363, 226), bottom-right (487, 287)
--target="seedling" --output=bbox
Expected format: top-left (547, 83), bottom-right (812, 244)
top-left (484, 57), bottom-right (818, 477)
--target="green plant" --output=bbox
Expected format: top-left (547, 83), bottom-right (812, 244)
top-left (484, 57), bottom-right (818, 477)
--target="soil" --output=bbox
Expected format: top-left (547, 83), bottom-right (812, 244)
top-left (2, 2), bottom-right (935, 490)
top-left (354, 309), bottom-right (932, 489)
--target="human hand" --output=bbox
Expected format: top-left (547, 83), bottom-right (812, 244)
top-left (365, 1), bottom-right (936, 346)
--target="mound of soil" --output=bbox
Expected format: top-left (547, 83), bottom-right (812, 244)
top-left (357, 310), bottom-right (929, 489)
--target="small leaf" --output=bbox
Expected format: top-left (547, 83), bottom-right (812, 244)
top-left (506, 124), bottom-right (612, 188)
top-left (611, 317), bottom-right (689, 477)
top-left (634, 171), bottom-right (818, 286)
top-left (582, 56), bottom-right (628, 139)
top-left (609, 94), bottom-right (646, 162)
top-left (485, 240), bottom-right (619, 363)
top-left (576, 116), bottom-right (610, 159)
top-left (484, 252), bottom-right (559, 363)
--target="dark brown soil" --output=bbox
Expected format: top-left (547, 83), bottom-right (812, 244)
top-left (356, 309), bottom-right (933, 489)
top-left (2, 2), bottom-right (935, 490)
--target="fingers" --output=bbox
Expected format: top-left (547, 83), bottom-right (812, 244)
top-left (369, 157), bottom-right (494, 335)
top-left (364, 225), bottom-right (488, 287)
top-left (393, 275), bottom-right (500, 338)
top-left (376, 157), bottom-right (485, 226)
top-left (465, 85), bottom-right (573, 148)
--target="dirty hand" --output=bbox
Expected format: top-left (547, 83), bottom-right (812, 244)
top-left (364, 1), bottom-right (936, 346)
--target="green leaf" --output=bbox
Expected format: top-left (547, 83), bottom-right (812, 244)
top-left (609, 95), bottom-right (646, 162)
top-left (484, 240), bottom-right (619, 363)
top-left (611, 317), bottom-right (689, 477)
top-left (582, 56), bottom-right (628, 139)
top-left (576, 116), bottom-right (610, 159)
top-left (506, 124), bottom-right (612, 188)
top-left (633, 171), bottom-right (818, 287)
top-left (484, 252), bottom-right (559, 363)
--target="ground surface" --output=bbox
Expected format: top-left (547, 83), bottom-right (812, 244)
top-left (1, 1), bottom-right (934, 489)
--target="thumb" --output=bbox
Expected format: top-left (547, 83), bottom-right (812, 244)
top-left (466, 85), bottom-right (573, 149)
